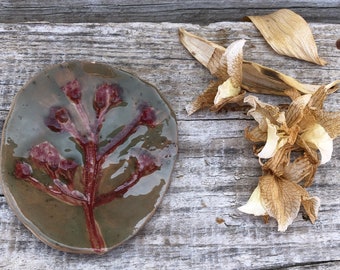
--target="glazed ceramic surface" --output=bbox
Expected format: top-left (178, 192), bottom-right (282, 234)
top-left (1, 61), bottom-right (177, 254)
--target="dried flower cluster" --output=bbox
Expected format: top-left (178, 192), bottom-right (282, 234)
top-left (179, 9), bottom-right (340, 231)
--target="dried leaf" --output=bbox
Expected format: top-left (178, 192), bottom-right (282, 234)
top-left (285, 94), bottom-right (311, 128)
top-left (238, 185), bottom-right (267, 216)
top-left (301, 196), bottom-right (320, 224)
top-left (178, 28), bottom-right (226, 77)
top-left (244, 95), bottom-right (282, 129)
top-left (283, 153), bottom-right (318, 187)
top-left (246, 9), bottom-right (327, 65)
top-left (242, 61), bottom-right (320, 95)
top-left (259, 174), bottom-right (304, 232)
top-left (257, 119), bottom-right (281, 159)
top-left (185, 80), bottom-right (221, 115)
top-left (245, 126), bottom-right (267, 143)
top-left (179, 28), bottom-right (321, 114)
top-left (315, 111), bottom-right (340, 139)
top-left (214, 39), bottom-right (245, 107)
top-left (211, 90), bottom-right (245, 112)
top-left (300, 123), bottom-right (333, 164)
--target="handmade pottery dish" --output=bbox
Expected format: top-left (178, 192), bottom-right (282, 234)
top-left (0, 61), bottom-right (177, 254)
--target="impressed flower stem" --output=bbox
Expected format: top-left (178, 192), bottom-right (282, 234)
top-left (14, 80), bottom-right (159, 253)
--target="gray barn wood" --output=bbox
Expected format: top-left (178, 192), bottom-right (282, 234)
top-left (0, 16), bottom-right (339, 270)
top-left (0, 0), bottom-right (339, 24)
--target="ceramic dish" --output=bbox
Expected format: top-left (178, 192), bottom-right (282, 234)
top-left (1, 61), bottom-right (177, 254)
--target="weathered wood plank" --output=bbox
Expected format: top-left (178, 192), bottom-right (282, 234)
top-left (0, 0), bottom-right (339, 24)
top-left (0, 21), bottom-right (339, 269)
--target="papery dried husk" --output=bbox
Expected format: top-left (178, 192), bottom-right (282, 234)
top-left (179, 28), bottom-right (322, 114)
top-left (285, 94), bottom-right (311, 128)
top-left (211, 90), bottom-right (246, 112)
top-left (179, 28), bottom-right (226, 77)
top-left (222, 39), bottom-right (245, 88)
top-left (245, 126), bottom-right (267, 142)
top-left (262, 142), bottom-right (294, 177)
top-left (185, 80), bottom-right (221, 115)
top-left (301, 195), bottom-right (320, 224)
top-left (300, 123), bottom-right (333, 164)
top-left (213, 39), bottom-right (246, 108)
top-left (242, 61), bottom-right (320, 95)
top-left (315, 111), bottom-right (340, 139)
top-left (259, 173), bottom-right (320, 231)
top-left (246, 9), bottom-right (327, 65)
top-left (244, 95), bottom-right (282, 130)
top-left (259, 174), bottom-right (301, 231)
top-left (238, 185), bottom-right (267, 216)
top-left (283, 153), bottom-right (318, 187)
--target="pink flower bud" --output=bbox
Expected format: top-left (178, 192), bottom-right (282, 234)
top-left (139, 105), bottom-right (156, 127)
top-left (30, 142), bottom-right (61, 171)
top-left (93, 83), bottom-right (122, 115)
top-left (58, 159), bottom-right (78, 180)
top-left (45, 107), bottom-right (70, 132)
top-left (14, 162), bottom-right (32, 179)
top-left (62, 80), bottom-right (82, 104)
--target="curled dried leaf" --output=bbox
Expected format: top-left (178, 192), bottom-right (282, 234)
top-left (179, 28), bottom-right (321, 114)
top-left (246, 9), bottom-right (327, 65)
top-left (213, 39), bottom-right (246, 107)
top-left (239, 173), bottom-right (320, 232)
top-left (300, 123), bottom-right (333, 164)
top-left (259, 174), bottom-right (320, 232)
top-left (283, 153), bottom-right (318, 187)
top-left (242, 61), bottom-right (320, 95)
top-left (178, 28), bottom-right (226, 76)
top-left (238, 186), bottom-right (267, 216)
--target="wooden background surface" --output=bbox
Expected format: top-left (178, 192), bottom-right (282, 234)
top-left (0, 1), bottom-right (339, 269)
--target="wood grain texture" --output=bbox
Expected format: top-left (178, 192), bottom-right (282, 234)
top-left (0, 0), bottom-right (339, 24)
top-left (0, 21), bottom-right (339, 269)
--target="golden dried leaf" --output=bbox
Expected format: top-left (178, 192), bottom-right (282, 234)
top-left (245, 126), bottom-right (267, 143)
top-left (259, 174), bottom-right (305, 232)
top-left (262, 143), bottom-right (294, 177)
top-left (238, 185), bottom-right (267, 216)
top-left (300, 123), bottom-right (333, 164)
top-left (285, 94), bottom-right (311, 128)
top-left (301, 196), bottom-right (320, 224)
top-left (283, 153), bottom-right (318, 187)
top-left (179, 28), bottom-right (226, 77)
top-left (211, 90), bottom-right (246, 112)
top-left (185, 80), bottom-right (222, 115)
top-left (242, 61), bottom-right (320, 95)
top-left (179, 29), bottom-right (322, 114)
top-left (315, 111), bottom-right (340, 139)
top-left (214, 39), bottom-right (246, 107)
top-left (246, 9), bottom-right (327, 65)
top-left (223, 39), bottom-right (245, 88)
top-left (244, 95), bottom-right (282, 129)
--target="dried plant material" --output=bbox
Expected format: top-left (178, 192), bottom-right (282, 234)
top-left (180, 28), bottom-right (248, 114)
top-left (300, 124), bottom-right (333, 164)
top-left (246, 9), bottom-right (327, 65)
top-left (238, 185), bottom-right (267, 216)
top-left (179, 28), bottom-right (322, 114)
top-left (283, 153), bottom-right (318, 187)
top-left (213, 39), bottom-right (246, 111)
top-left (259, 174), bottom-right (320, 232)
top-left (178, 14), bottom-right (339, 232)
top-left (241, 85), bottom-right (340, 230)
top-left (178, 28), bottom-right (226, 76)
top-left (242, 61), bottom-right (321, 95)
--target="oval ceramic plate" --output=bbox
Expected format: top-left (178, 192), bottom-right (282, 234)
top-left (1, 61), bottom-right (177, 254)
